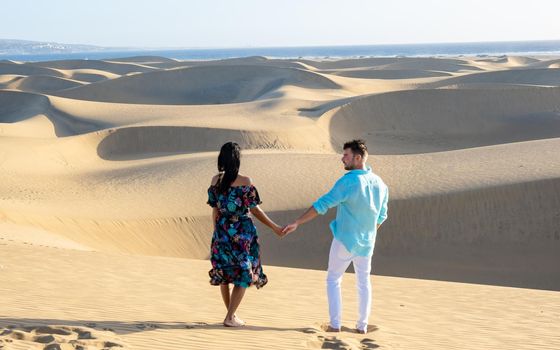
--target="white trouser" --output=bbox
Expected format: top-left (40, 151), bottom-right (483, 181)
top-left (326, 238), bottom-right (372, 331)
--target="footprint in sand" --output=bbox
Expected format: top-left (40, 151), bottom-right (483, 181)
top-left (0, 325), bottom-right (125, 349)
top-left (301, 328), bottom-right (319, 334)
top-left (360, 338), bottom-right (379, 349)
top-left (310, 335), bottom-right (353, 350)
top-left (134, 323), bottom-right (160, 330)
top-left (309, 335), bottom-right (380, 350)
top-left (305, 323), bottom-right (380, 350)
top-left (185, 322), bottom-right (208, 329)
top-left (34, 326), bottom-right (73, 336)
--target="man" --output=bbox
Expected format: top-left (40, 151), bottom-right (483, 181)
top-left (281, 139), bottom-right (388, 334)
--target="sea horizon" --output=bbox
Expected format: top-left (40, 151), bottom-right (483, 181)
top-left (2, 39), bottom-right (560, 62)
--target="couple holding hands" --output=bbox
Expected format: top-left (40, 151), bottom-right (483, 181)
top-left (207, 140), bottom-right (388, 333)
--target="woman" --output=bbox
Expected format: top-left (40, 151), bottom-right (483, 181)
top-left (207, 141), bottom-right (283, 327)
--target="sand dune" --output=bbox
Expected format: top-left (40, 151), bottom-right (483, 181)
top-left (525, 57), bottom-right (560, 68)
top-left (1, 54), bottom-right (560, 349)
top-left (0, 90), bottom-right (59, 137)
top-left (474, 55), bottom-right (541, 67)
top-left (369, 59), bottom-right (481, 72)
top-left (97, 124), bottom-right (331, 160)
top-left (0, 61), bottom-right (64, 77)
top-left (105, 55), bottom-right (179, 64)
top-left (30, 59), bottom-right (157, 75)
top-left (322, 86), bottom-right (560, 154)
top-left (0, 74), bottom-right (22, 84)
top-left (319, 68), bottom-right (452, 80)
top-left (425, 68), bottom-right (560, 88)
top-left (299, 57), bottom-right (476, 71)
top-left (60, 68), bottom-right (121, 83)
top-left (55, 65), bottom-right (341, 104)
top-left (1, 74), bottom-right (85, 93)
top-left (0, 90), bottom-right (110, 137)
top-left (300, 57), bottom-right (407, 69)
top-left (499, 55), bottom-right (541, 66)
top-left (35, 94), bottom-right (334, 138)
top-left (1, 240), bottom-right (557, 350)
top-left (0, 221), bottom-right (90, 250)
top-left (1, 136), bottom-right (559, 287)
top-left (140, 56), bottom-right (309, 70)
top-left (0, 90), bottom-right (51, 123)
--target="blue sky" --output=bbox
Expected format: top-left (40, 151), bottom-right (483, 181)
top-left (3, 0), bottom-right (559, 48)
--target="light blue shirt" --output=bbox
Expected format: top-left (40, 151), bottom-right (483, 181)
top-left (312, 166), bottom-right (388, 257)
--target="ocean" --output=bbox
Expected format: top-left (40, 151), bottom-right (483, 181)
top-left (2, 40), bottom-right (560, 62)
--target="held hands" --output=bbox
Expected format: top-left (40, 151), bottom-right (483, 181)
top-left (281, 222), bottom-right (298, 237)
top-left (271, 222), bottom-right (298, 238)
top-left (272, 224), bottom-right (284, 237)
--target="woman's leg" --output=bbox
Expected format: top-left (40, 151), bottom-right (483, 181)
top-left (221, 283), bottom-right (243, 321)
top-left (220, 284), bottom-right (230, 309)
top-left (223, 285), bottom-right (247, 326)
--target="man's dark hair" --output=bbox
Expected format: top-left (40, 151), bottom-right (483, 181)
top-left (343, 139), bottom-right (368, 157)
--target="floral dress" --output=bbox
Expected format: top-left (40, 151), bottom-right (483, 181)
top-left (207, 184), bottom-right (268, 288)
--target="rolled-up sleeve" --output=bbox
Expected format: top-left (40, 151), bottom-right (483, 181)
top-left (377, 186), bottom-right (389, 225)
top-left (312, 178), bottom-right (350, 215)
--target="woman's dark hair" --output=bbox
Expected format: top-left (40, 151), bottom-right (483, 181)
top-left (216, 142), bottom-right (241, 193)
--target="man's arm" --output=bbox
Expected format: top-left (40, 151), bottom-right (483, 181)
top-left (282, 178), bottom-right (351, 237)
top-left (281, 206), bottom-right (319, 235)
top-left (377, 186), bottom-right (389, 227)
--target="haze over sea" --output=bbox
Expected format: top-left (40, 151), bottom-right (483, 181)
top-left (3, 40), bottom-right (560, 61)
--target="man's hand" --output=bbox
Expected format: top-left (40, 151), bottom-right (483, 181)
top-left (281, 222), bottom-right (298, 236)
top-left (279, 206), bottom-right (317, 237)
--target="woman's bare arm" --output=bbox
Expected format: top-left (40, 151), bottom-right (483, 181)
top-left (212, 207), bottom-right (218, 223)
top-left (210, 175), bottom-right (220, 224)
top-left (250, 205), bottom-right (282, 237)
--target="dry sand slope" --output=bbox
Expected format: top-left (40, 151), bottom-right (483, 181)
top-left (1, 55), bottom-right (560, 349)
top-left (1, 239), bottom-right (559, 350)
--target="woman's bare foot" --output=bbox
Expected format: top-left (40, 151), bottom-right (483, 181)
top-left (233, 315), bottom-right (245, 325)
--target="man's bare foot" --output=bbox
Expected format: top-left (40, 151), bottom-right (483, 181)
top-left (223, 315), bottom-right (245, 327)
top-left (326, 326), bottom-right (341, 332)
top-left (356, 328), bottom-right (367, 334)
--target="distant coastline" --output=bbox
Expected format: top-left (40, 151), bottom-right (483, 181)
top-left (1, 40), bottom-right (560, 61)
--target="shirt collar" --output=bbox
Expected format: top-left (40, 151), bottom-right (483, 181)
top-left (345, 166), bottom-right (372, 175)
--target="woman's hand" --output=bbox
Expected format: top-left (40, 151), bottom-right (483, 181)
top-left (272, 224), bottom-right (284, 238)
